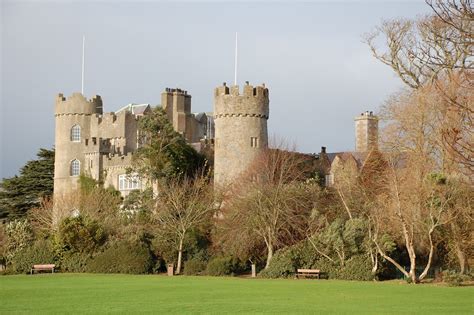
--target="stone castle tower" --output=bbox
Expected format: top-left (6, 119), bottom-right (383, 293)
top-left (213, 82), bottom-right (269, 187)
top-left (354, 111), bottom-right (378, 152)
top-left (54, 93), bottom-right (103, 196)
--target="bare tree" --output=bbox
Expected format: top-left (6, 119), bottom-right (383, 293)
top-left (365, 1), bottom-right (473, 172)
top-left (153, 174), bottom-right (215, 274)
top-left (221, 147), bottom-right (318, 269)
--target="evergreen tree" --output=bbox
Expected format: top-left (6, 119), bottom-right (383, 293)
top-left (132, 107), bottom-right (207, 183)
top-left (0, 148), bottom-right (54, 221)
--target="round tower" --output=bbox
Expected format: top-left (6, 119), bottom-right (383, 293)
top-left (54, 93), bottom-right (103, 197)
top-left (213, 82), bottom-right (269, 187)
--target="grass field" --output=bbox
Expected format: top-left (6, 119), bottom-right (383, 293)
top-left (0, 274), bottom-right (472, 314)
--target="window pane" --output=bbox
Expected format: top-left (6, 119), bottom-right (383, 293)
top-left (71, 125), bottom-right (81, 142)
top-left (71, 159), bottom-right (80, 176)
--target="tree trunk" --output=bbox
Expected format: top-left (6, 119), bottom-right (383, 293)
top-left (419, 228), bottom-right (435, 280)
top-left (408, 248), bottom-right (418, 283)
top-left (451, 222), bottom-right (468, 274)
top-left (176, 237), bottom-right (184, 275)
top-left (265, 242), bottom-right (273, 269)
top-left (455, 243), bottom-right (467, 274)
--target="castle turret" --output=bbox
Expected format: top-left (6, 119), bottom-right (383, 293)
top-left (54, 93), bottom-right (102, 196)
top-left (213, 82), bottom-right (269, 187)
top-left (354, 111), bottom-right (378, 152)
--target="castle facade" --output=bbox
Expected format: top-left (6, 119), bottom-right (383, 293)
top-left (53, 82), bottom-right (378, 198)
top-left (53, 88), bottom-right (214, 197)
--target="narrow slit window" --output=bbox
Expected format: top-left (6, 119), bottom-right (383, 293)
top-left (251, 137), bottom-right (258, 148)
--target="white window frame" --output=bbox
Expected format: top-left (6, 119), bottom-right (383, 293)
top-left (71, 125), bottom-right (81, 142)
top-left (70, 159), bottom-right (80, 176)
top-left (118, 173), bottom-right (141, 191)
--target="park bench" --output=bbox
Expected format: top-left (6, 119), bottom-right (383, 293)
top-left (31, 264), bottom-right (55, 274)
top-left (296, 268), bottom-right (321, 279)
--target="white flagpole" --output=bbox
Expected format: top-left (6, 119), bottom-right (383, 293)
top-left (234, 32), bottom-right (238, 86)
top-left (81, 36), bottom-right (85, 95)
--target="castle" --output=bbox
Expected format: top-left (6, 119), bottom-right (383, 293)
top-left (53, 88), bottom-right (214, 197)
top-left (53, 82), bottom-right (378, 198)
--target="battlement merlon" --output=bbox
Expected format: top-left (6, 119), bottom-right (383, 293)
top-left (215, 82), bottom-right (269, 98)
top-left (354, 110), bottom-right (378, 121)
top-left (103, 151), bottom-right (134, 168)
top-left (214, 82), bottom-right (269, 119)
top-left (55, 92), bottom-right (103, 115)
top-left (162, 88), bottom-right (192, 98)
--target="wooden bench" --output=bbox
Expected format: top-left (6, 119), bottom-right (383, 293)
top-left (296, 268), bottom-right (321, 279)
top-left (31, 264), bottom-right (55, 274)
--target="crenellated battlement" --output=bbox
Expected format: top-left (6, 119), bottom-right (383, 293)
top-left (55, 92), bottom-right (103, 115)
top-left (355, 110), bottom-right (378, 121)
top-left (214, 81), bottom-right (268, 98)
top-left (103, 151), bottom-right (133, 168)
top-left (214, 81), bottom-right (269, 119)
top-left (163, 87), bottom-right (191, 97)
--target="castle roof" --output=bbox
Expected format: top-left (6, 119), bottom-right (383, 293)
top-left (327, 152), bottom-right (365, 167)
top-left (116, 103), bottom-right (151, 116)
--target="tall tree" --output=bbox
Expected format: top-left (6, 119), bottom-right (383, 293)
top-left (153, 174), bottom-right (215, 275)
top-left (219, 147), bottom-right (318, 269)
top-left (365, 0), bottom-right (473, 174)
top-left (0, 148), bottom-right (54, 221)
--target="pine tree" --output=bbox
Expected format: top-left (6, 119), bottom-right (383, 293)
top-left (0, 148), bottom-right (54, 221)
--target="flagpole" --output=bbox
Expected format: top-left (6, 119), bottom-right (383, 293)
top-left (81, 36), bottom-right (85, 95)
top-left (234, 32), bottom-right (238, 86)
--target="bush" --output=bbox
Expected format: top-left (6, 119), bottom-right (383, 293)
top-left (59, 252), bottom-right (90, 272)
top-left (205, 256), bottom-right (245, 276)
top-left (443, 270), bottom-right (471, 287)
top-left (337, 255), bottom-right (373, 281)
top-left (4, 219), bottom-right (33, 264)
top-left (9, 239), bottom-right (55, 274)
top-left (259, 249), bottom-right (296, 278)
top-left (183, 258), bottom-right (207, 275)
top-left (56, 215), bottom-right (106, 254)
top-left (87, 240), bottom-right (153, 274)
top-left (259, 243), bottom-right (317, 279)
top-left (260, 242), bottom-right (374, 281)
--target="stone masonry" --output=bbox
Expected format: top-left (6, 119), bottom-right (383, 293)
top-left (213, 82), bottom-right (269, 187)
top-left (354, 111), bottom-right (378, 152)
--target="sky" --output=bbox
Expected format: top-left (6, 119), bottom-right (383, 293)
top-left (0, 0), bottom-right (431, 179)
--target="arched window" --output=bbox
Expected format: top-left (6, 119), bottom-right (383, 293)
top-left (71, 125), bottom-right (81, 142)
top-left (70, 159), bottom-right (80, 176)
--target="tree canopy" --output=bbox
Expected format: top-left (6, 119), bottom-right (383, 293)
top-left (0, 148), bottom-right (54, 221)
top-left (132, 107), bottom-right (207, 183)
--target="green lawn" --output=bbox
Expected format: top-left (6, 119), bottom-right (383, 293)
top-left (0, 274), bottom-right (472, 314)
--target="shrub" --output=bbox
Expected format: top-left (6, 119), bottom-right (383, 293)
top-left (443, 270), bottom-right (471, 287)
top-left (4, 219), bottom-right (33, 264)
top-left (59, 252), bottom-right (90, 272)
top-left (259, 243), bottom-right (317, 278)
top-left (259, 249), bottom-right (296, 278)
top-left (183, 258), bottom-right (207, 275)
top-left (337, 255), bottom-right (373, 281)
top-left (87, 240), bottom-right (153, 274)
top-left (9, 239), bottom-right (55, 274)
top-left (205, 256), bottom-right (245, 276)
top-left (56, 215), bottom-right (106, 254)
